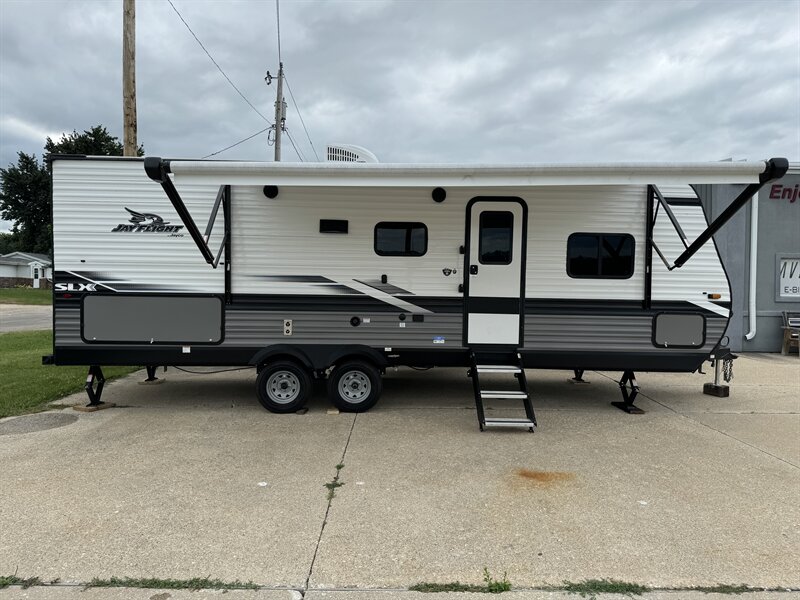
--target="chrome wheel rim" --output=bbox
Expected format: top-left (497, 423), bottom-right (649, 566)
top-left (338, 371), bottom-right (371, 403)
top-left (266, 370), bottom-right (301, 404)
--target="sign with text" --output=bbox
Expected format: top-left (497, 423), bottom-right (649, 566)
top-left (769, 184), bottom-right (799, 203)
top-left (779, 257), bottom-right (800, 298)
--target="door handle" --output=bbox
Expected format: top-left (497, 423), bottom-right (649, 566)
top-left (469, 264), bottom-right (478, 275)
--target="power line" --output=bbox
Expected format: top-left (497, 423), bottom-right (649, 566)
top-left (203, 126), bottom-right (271, 158)
top-left (284, 75), bottom-right (320, 161)
top-left (167, 0), bottom-right (272, 125)
top-left (285, 129), bottom-right (306, 161)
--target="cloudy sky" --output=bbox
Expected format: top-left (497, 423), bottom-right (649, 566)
top-left (1, 0), bottom-right (798, 177)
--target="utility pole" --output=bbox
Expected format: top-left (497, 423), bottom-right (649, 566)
top-left (272, 63), bottom-right (286, 161)
top-left (122, 0), bottom-right (137, 156)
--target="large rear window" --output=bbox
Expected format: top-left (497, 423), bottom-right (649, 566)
top-left (567, 233), bottom-right (635, 279)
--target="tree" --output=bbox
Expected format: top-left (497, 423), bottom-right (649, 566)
top-left (0, 232), bottom-right (21, 255)
top-left (44, 125), bottom-right (143, 158)
top-left (0, 153), bottom-right (51, 255)
top-left (0, 126), bottom-right (143, 255)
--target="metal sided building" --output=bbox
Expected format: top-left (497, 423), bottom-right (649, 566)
top-left (700, 162), bottom-right (800, 352)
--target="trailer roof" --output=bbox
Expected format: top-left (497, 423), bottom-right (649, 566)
top-left (164, 158), bottom-right (776, 187)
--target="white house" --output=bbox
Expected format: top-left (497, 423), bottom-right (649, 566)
top-left (0, 251), bottom-right (52, 288)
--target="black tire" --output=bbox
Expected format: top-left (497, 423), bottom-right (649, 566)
top-left (327, 360), bottom-right (382, 412)
top-left (256, 361), bottom-right (312, 413)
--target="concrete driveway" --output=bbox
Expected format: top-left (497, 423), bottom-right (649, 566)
top-left (0, 355), bottom-right (798, 598)
top-left (0, 303), bottom-right (52, 332)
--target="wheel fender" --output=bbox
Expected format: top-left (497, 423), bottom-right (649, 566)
top-left (326, 345), bottom-right (388, 371)
top-left (249, 345), bottom-right (314, 370)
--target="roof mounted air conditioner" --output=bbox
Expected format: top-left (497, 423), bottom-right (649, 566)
top-left (326, 144), bottom-right (378, 163)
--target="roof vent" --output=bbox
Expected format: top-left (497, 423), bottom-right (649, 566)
top-left (326, 144), bottom-right (378, 163)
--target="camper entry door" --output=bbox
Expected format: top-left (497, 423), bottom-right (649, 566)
top-left (465, 198), bottom-right (526, 346)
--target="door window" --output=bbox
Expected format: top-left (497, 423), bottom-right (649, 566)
top-left (478, 211), bottom-right (513, 265)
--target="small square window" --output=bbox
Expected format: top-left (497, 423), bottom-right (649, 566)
top-left (374, 222), bottom-right (427, 256)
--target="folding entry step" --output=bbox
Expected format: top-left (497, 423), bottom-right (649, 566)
top-left (468, 350), bottom-right (536, 432)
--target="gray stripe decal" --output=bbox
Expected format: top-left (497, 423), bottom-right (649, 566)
top-left (247, 275), bottom-right (336, 283)
top-left (354, 279), bottom-right (413, 296)
top-left (66, 271), bottom-right (118, 292)
top-left (341, 279), bottom-right (432, 314)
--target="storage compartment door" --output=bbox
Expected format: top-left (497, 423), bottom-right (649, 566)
top-left (82, 295), bottom-right (223, 344)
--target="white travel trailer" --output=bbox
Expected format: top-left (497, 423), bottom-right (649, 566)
top-left (45, 155), bottom-right (788, 430)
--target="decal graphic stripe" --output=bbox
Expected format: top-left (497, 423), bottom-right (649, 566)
top-left (354, 279), bottom-right (413, 296)
top-left (689, 300), bottom-right (730, 317)
top-left (247, 275), bottom-right (336, 283)
top-left (65, 271), bottom-right (118, 292)
top-left (58, 271), bottom-right (216, 293)
top-left (336, 279), bottom-right (432, 313)
top-left (312, 284), bottom-right (364, 295)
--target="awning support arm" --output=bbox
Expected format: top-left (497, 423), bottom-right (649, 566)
top-left (652, 185), bottom-right (689, 248)
top-left (144, 157), bottom-right (226, 267)
top-left (651, 240), bottom-right (676, 271)
top-left (671, 158), bottom-right (788, 269)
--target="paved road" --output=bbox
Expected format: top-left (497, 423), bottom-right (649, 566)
top-left (0, 355), bottom-right (798, 597)
top-left (0, 303), bottom-right (52, 332)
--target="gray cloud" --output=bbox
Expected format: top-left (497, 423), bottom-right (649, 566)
top-left (1, 0), bottom-right (798, 215)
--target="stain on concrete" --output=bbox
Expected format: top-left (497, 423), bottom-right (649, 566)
top-left (150, 593), bottom-right (172, 600)
top-left (0, 413), bottom-right (78, 435)
top-left (514, 468), bottom-right (575, 486)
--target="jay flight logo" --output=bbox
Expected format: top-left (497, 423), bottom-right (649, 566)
top-left (125, 207), bottom-right (169, 225)
top-left (111, 207), bottom-right (185, 234)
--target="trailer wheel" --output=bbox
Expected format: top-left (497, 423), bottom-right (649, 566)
top-left (328, 360), bottom-right (382, 412)
top-left (256, 361), bottom-right (312, 413)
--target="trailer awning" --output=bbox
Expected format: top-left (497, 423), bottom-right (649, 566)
top-left (163, 159), bottom-right (777, 187)
top-left (144, 156), bottom-right (788, 270)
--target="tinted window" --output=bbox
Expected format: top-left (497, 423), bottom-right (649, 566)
top-left (479, 211), bottom-right (513, 265)
top-left (567, 233), bottom-right (634, 278)
top-left (374, 222), bottom-right (427, 256)
top-left (567, 234), bottom-right (599, 277)
top-left (600, 235), bottom-right (635, 277)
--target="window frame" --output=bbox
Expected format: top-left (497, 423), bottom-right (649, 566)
top-left (478, 210), bottom-right (514, 266)
top-left (374, 221), bottom-right (428, 257)
top-left (566, 232), bottom-right (636, 279)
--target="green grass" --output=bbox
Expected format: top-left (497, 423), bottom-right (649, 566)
top-left (562, 579), bottom-right (649, 596)
top-left (0, 330), bottom-right (138, 418)
top-left (0, 287), bottom-right (52, 305)
top-left (410, 582), bottom-right (489, 593)
top-left (324, 462), bottom-right (346, 500)
top-left (0, 575), bottom-right (41, 589)
top-left (410, 569), bottom-right (511, 594)
top-left (692, 584), bottom-right (760, 594)
top-left (483, 568), bottom-right (511, 593)
top-left (86, 576), bottom-right (258, 590)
